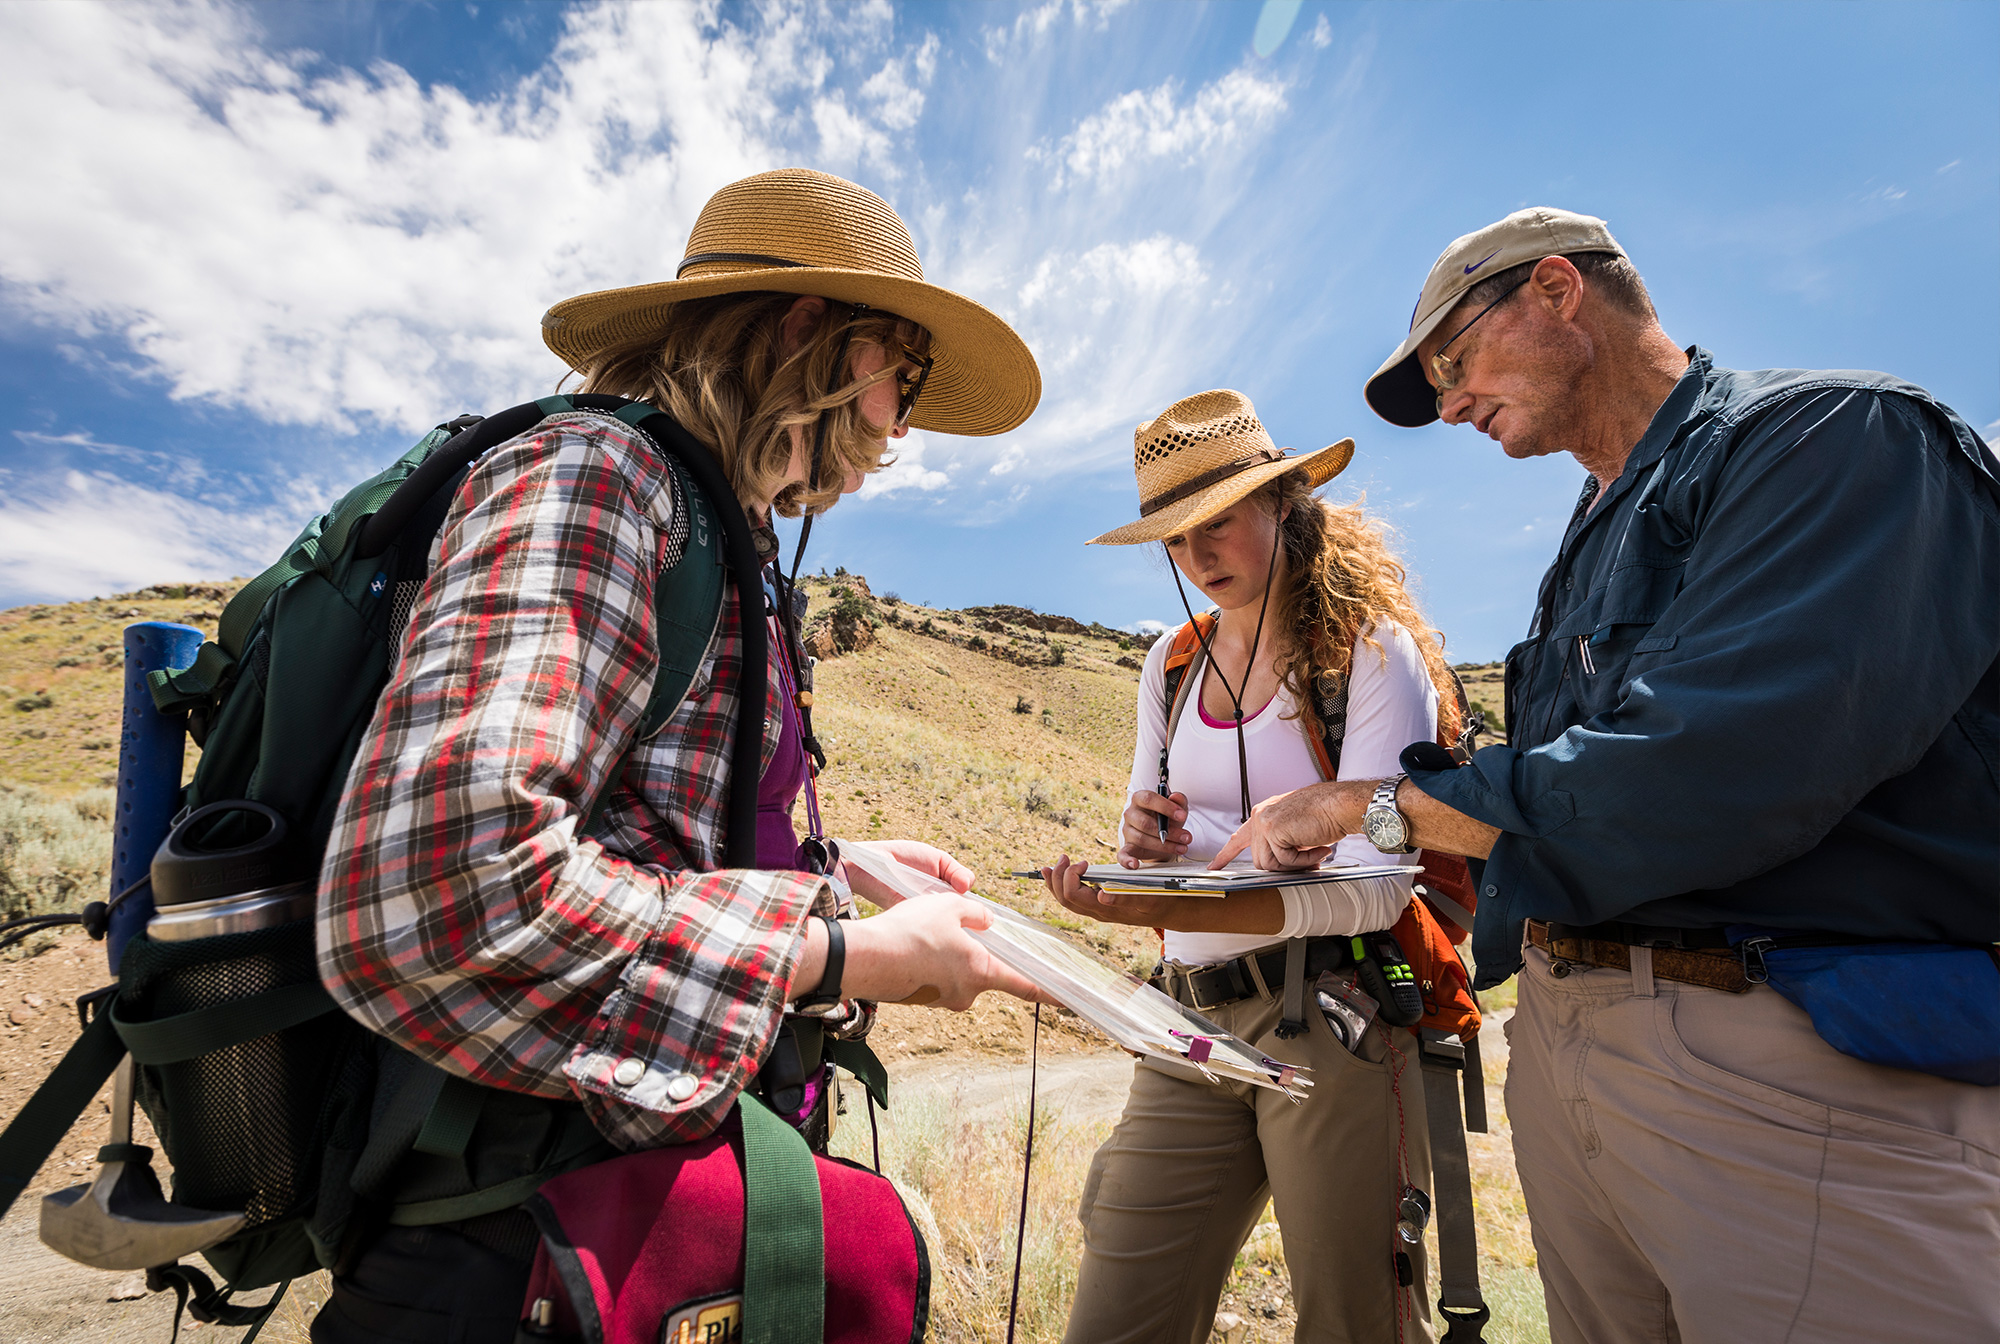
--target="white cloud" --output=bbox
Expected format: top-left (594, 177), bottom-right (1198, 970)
top-left (0, 467), bottom-right (315, 604)
top-left (856, 429), bottom-right (950, 498)
top-left (860, 33), bottom-right (939, 130)
top-left (1033, 68), bottom-right (1288, 187)
top-left (976, 234), bottom-right (1224, 479)
top-left (813, 94), bottom-right (898, 176)
top-left (1310, 15), bottom-right (1333, 48)
top-left (1017, 235), bottom-right (1209, 316)
top-left (14, 428), bottom-right (141, 457)
top-left (0, 0), bottom-right (1343, 587)
top-left (11, 427), bottom-right (212, 487)
top-left (980, 1), bottom-right (1134, 63)
top-left (0, 0), bottom-right (937, 436)
top-left (981, 1), bottom-right (1069, 62)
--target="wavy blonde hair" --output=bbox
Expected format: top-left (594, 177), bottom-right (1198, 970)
top-left (1236, 470), bottom-right (1461, 747)
top-left (578, 292), bottom-right (927, 516)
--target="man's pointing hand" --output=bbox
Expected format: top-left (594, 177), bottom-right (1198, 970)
top-left (1211, 785), bottom-right (1352, 871)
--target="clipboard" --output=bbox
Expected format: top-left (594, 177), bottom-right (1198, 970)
top-left (964, 896), bottom-right (1312, 1097)
top-left (1009, 857), bottom-right (1417, 896)
top-left (840, 841), bottom-right (1312, 1098)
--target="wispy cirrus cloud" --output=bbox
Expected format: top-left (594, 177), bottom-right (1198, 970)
top-left (1029, 68), bottom-right (1288, 188)
top-left (980, 0), bottom-right (1131, 63)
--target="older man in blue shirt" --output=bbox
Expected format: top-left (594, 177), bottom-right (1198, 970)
top-left (1219, 208), bottom-right (1999, 1343)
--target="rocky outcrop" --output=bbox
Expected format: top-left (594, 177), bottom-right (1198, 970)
top-left (961, 604), bottom-right (1093, 638)
top-left (804, 579), bottom-right (879, 657)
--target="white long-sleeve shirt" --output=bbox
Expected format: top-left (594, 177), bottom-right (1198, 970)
top-left (1127, 621), bottom-right (1439, 966)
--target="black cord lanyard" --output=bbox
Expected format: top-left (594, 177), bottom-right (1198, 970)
top-left (767, 306), bottom-right (860, 872)
top-left (1168, 520), bottom-right (1283, 824)
top-left (783, 305), bottom-right (863, 610)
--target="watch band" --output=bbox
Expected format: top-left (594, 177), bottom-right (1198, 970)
top-left (1368, 773), bottom-right (1416, 854)
top-left (822, 853), bottom-right (853, 914)
top-left (796, 915), bottom-right (845, 1010)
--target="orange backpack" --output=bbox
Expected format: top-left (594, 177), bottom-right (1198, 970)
top-left (1159, 615), bottom-right (1483, 1041)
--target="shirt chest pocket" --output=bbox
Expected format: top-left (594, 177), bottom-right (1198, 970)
top-left (1548, 551), bottom-right (1688, 721)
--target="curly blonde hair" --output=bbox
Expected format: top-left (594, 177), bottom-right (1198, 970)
top-left (578, 292), bottom-right (927, 516)
top-left (1243, 470), bottom-right (1461, 747)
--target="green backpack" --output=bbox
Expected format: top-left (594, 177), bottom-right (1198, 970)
top-left (0, 395), bottom-right (770, 1333)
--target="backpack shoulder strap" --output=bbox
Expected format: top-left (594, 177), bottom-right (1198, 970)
top-left (1159, 614), bottom-right (1216, 752)
top-left (1443, 665), bottom-right (1481, 763)
top-left (738, 1092), bottom-right (826, 1344)
top-left (1419, 1031), bottom-right (1493, 1342)
top-left (1303, 666), bottom-right (1348, 783)
top-left (636, 453), bottom-right (726, 740)
top-left (1163, 614), bottom-right (1212, 673)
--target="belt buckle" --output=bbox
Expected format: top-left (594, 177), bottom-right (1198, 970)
top-left (1186, 972), bottom-right (1227, 1014)
top-left (1544, 922), bottom-right (1587, 979)
top-left (1629, 924), bottom-right (1688, 951)
top-left (1172, 962), bottom-right (1230, 1013)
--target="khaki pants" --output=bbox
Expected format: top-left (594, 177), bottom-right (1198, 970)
top-left (1508, 942), bottom-right (2000, 1343)
top-left (1064, 977), bottom-right (1436, 1344)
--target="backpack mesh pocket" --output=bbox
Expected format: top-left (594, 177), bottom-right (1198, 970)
top-left (118, 918), bottom-right (360, 1231)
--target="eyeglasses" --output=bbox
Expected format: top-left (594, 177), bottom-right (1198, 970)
top-left (1429, 277), bottom-right (1528, 414)
top-left (892, 344), bottom-right (932, 431)
top-left (849, 301), bottom-right (932, 432)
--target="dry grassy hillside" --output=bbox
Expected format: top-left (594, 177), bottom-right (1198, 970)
top-left (0, 573), bottom-right (1164, 1049)
top-left (0, 584), bottom-right (230, 791)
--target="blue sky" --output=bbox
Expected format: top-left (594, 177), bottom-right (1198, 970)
top-left (1, 0), bottom-right (1993, 660)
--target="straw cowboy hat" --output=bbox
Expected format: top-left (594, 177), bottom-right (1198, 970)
top-left (1088, 389), bottom-right (1353, 545)
top-left (540, 168), bottom-right (1040, 437)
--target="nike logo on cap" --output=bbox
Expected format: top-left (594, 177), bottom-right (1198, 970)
top-left (1463, 250), bottom-right (1500, 275)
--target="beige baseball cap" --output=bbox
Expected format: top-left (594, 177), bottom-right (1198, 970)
top-left (1364, 206), bottom-right (1627, 427)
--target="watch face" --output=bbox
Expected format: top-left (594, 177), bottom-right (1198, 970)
top-left (1363, 806), bottom-right (1407, 853)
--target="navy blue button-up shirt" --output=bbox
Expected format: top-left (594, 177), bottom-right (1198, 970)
top-left (1410, 348), bottom-right (2000, 988)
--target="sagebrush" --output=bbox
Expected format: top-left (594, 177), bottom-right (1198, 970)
top-left (0, 782), bottom-right (112, 925)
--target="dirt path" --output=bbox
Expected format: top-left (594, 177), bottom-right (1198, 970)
top-left (893, 1050), bottom-right (1135, 1124)
top-left (0, 1215), bottom-right (175, 1344)
top-left (0, 933), bottom-right (178, 1343)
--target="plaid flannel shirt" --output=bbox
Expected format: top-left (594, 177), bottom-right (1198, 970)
top-left (318, 410), bottom-right (832, 1151)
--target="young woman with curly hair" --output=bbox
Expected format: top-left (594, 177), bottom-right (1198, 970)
top-left (1042, 389), bottom-right (1459, 1344)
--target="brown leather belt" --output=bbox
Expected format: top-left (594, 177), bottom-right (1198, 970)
top-left (1526, 919), bottom-right (1750, 994)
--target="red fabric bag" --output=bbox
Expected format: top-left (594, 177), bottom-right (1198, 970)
top-left (516, 1095), bottom-right (928, 1344)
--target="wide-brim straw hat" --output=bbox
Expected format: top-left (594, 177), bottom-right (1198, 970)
top-left (540, 168), bottom-right (1040, 437)
top-left (1088, 389), bottom-right (1353, 546)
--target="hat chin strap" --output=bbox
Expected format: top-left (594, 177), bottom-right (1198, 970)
top-left (784, 306), bottom-right (859, 598)
top-left (777, 307), bottom-right (861, 776)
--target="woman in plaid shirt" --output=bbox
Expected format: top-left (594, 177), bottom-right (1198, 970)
top-left (314, 169), bottom-right (1043, 1341)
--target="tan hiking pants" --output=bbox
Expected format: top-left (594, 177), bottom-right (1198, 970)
top-left (1508, 941), bottom-right (2000, 1343)
top-left (1063, 981), bottom-right (1436, 1344)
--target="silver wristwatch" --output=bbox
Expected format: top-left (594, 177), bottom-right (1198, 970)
top-left (1362, 773), bottom-right (1416, 854)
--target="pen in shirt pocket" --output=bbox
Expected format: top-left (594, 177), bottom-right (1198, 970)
top-left (1157, 747), bottom-right (1173, 842)
top-left (1576, 634), bottom-right (1597, 675)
